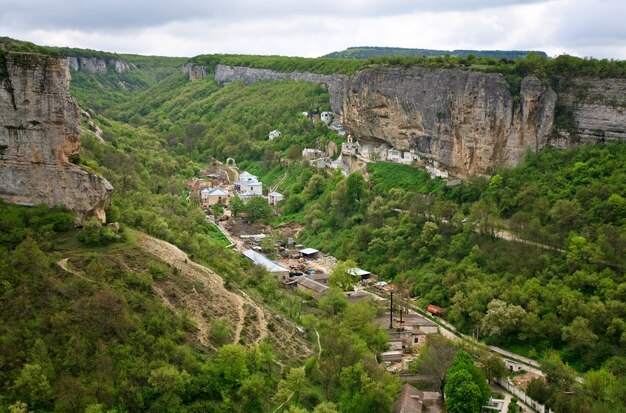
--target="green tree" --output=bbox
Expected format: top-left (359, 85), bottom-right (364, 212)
top-left (318, 287), bottom-right (349, 316)
top-left (12, 364), bottom-right (52, 410)
top-left (231, 195), bottom-right (245, 217)
top-left (329, 260), bottom-right (357, 291)
top-left (479, 299), bottom-right (527, 340)
top-left (444, 368), bottom-right (482, 413)
top-left (245, 196), bottom-right (272, 223)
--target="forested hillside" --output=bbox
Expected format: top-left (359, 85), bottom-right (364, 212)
top-left (322, 46), bottom-right (547, 60)
top-left (299, 144), bottom-right (626, 367)
top-left (1, 37), bottom-right (626, 412)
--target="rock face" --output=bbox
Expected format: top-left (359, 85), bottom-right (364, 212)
top-left (66, 56), bottom-right (133, 74)
top-left (555, 78), bottom-right (626, 145)
top-left (215, 64), bottom-right (347, 113)
top-left (338, 67), bottom-right (557, 177)
top-left (215, 64), bottom-right (624, 177)
top-left (0, 53), bottom-right (113, 223)
top-left (182, 63), bottom-right (207, 81)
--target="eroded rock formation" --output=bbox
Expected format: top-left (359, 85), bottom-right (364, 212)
top-left (338, 67), bottom-right (558, 177)
top-left (214, 63), bottom-right (625, 177)
top-left (66, 56), bottom-right (133, 74)
top-left (0, 52), bottom-right (113, 223)
top-left (182, 63), bottom-right (207, 81)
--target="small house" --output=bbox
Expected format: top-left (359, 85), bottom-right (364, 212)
top-left (268, 130), bottom-right (282, 140)
top-left (379, 351), bottom-right (403, 363)
top-left (349, 268), bottom-right (371, 280)
top-left (294, 276), bottom-right (329, 298)
top-left (201, 188), bottom-right (230, 207)
top-left (299, 247), bottom-right (319, 259)
top-left (268, 191), bottom-right (284, 205)
top-left (235, 171), bottom-right (263, 197)
top-left (393, 384), bottom-right (423, 413)
top-left (304, 272), bottom-right (330, 285)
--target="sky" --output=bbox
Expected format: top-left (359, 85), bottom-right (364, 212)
top-left (1, 0), bottom-right (625, 59)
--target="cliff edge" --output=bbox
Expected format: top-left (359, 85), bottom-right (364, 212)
top-left (0, 52), bottom-right (113, 223)
top-left (215, 63), bottom-right (625, 178)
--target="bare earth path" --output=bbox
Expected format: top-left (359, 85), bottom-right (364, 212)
top-left (137, 233), bottom-right (248, 346)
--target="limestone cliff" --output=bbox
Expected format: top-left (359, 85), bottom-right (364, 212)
top-left (338, 67), bottom-right (557, 177)
top-left (554, 78), bottom-right (626, 145)
top-left (214, 63), bottom-right (624, 177)
top-left (182, 63), bottom-right (207, 81)
top-left (66, 56), bottom-right (134, 73)
top-left (215, 64), bottom-right (347, 113)
top-left (0, 52), bottom-right (113, 223)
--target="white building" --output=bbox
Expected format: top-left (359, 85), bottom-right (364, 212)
top-left (268, 130), bottom-right (282, 140)
top-left (320, 111), bottom-right (333, 125)
top-left (267, 191), bottom-right (284, 205)
top-left (235, 171), bottom-right (263, 198)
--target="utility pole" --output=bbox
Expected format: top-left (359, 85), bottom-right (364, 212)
top-left (389, 292), bottom-right (393, 329)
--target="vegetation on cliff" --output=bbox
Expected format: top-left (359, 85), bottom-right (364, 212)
top-left (322, 46), bottom-right (547, 60)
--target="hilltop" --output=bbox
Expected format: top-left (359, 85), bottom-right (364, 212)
top-left (322, 46), bottom-right (548, 60)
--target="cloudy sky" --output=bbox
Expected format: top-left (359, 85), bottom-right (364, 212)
top-left (1, 0), bottom-right (625, 59)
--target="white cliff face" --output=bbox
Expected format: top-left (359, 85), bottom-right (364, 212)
top-left (182, 63), bottom-right (207, 80)
top-left (0, 53), bottom-right (113, 223)
top-left (65, 56), bottom-right (133, 74)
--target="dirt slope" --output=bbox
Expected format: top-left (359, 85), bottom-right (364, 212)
top-left (136, 233), bottom-right (311, 361)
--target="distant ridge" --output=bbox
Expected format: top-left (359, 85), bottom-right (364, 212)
top-left (322, 46), bottom-right (547, 60)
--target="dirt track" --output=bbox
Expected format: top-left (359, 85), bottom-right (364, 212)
top-left (137, 233), bottom-right (269, 347)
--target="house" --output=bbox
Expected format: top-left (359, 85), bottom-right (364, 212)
top-left (201, 188), bottom-right (230, 207)
top-left (387, 149), bottom-right (402, 162)
top-left (378, 312), bottom-right (438, 350)
top-left (268, 191), bottom-right (284, 205)
top-left (393, 384), bottom-right (423, 413)
top-left (299, 248), bottom-right (319, 259)
top-left (320, 111), bottom-right (333, 125)
top-left (304, 272), bottom-right (330, 285)
top-left (294, 276), bottom-right (329, 297)
top-left (380, 351), bottom-right (403, 363)
top-left (268, 130), bottom-right (282, 140)
top-left (349, 268), bottom-right (371, 280)
top-left (243, 249), bottom-right (290, 281)
top-left (235, 171), bottom-right (263, 199)
top-left (346, 290), bottom-right (370, 303)
top-left (302, 148), bottom-right (325, 160)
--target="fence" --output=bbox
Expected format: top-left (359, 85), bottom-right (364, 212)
top-left (496, 378), bottom-right (553, 413)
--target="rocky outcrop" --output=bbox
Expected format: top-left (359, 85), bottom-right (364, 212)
top-left (0, 52), bottom-right (113, 223)
top-left (182, 63), bottom-right (207, 80)
top-left (338, 67), bottom-right (557, 177)
top-left (555, 78), bottom-right (626, 145)
top-left (66, 56), bottom-right (133, 74)
top-left (214, 64), bottom-right (625, 177)
top-left (215, 64), bottom-right (348, 112)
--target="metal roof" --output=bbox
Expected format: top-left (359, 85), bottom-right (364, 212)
top-left (243, 250), bottom-right (289, 273)
top-left (299, 248), bottom-right (319, 255)
top-left (295, 276), bottom-right (329, 294)
top-left (349, 268), bottom-right (371, 276)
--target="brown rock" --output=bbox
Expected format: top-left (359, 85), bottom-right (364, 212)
top-left (0, 52), bottom-right (113, 224)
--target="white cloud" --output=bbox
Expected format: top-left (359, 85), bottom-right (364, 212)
top-left (1, 0), bottom-right (625, 59)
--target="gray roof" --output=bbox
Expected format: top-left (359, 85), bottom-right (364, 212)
top-left (295, 276), bottom-right (329, 294)
top-left (243, 250), bottom-right (289, 274)
top-left (349, 268), bottom-right (371, 276)
top-left (299, 247), bottom-right (319, 255)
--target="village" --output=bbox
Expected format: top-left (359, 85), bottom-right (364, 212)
top-left (180, 109), bottom-right (553, 413)
top-left (184, 165), bottom-right (544, 413)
